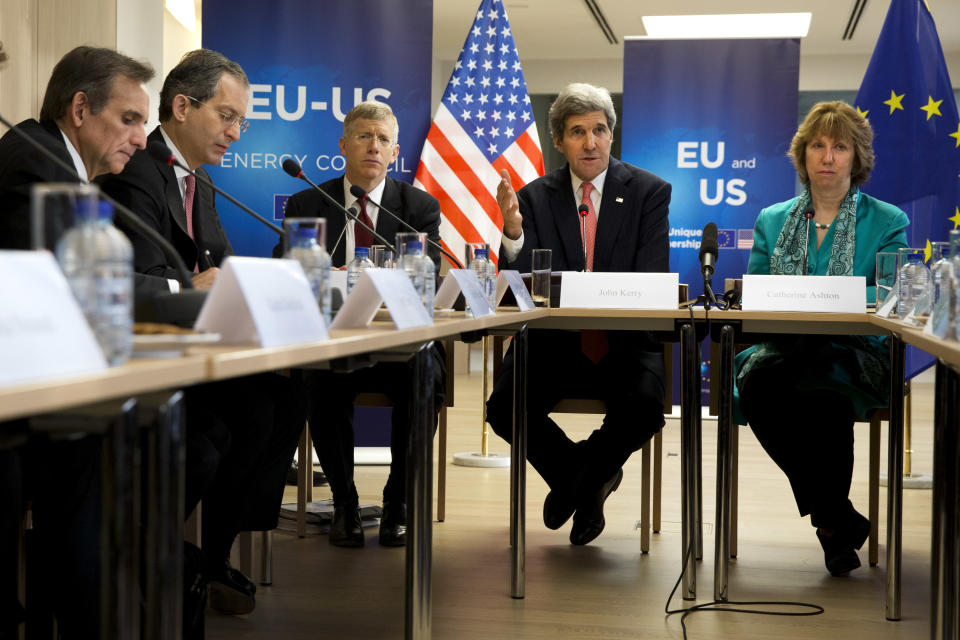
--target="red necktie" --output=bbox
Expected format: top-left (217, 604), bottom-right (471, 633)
top-left (184, 174), bottom-right (198, 273)
top-left (580, 182), bottom-right (598, 271)
top-left (354, 194), bottom-right (374, 248)
top-left (579, 181), bottom-right (607, 363)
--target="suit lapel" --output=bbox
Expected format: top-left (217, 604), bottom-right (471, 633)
top-left (148, 129), bottom-right (190, 239)
top-left (376, 179), bottom-right (403, 246)
top-left (594, 158), bottom-right (630, 271)
top-left (546, 168), bottom-right (586, 271)
top-left (322, 178), bottom-right (348, 266)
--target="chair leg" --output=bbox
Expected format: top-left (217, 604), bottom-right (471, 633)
top-left (869, 415), bottom-right (881, 567)
top-left (260, 530), bottom-right (272, 585)
top-left (297, 424), bottom-right (310, 538)
top-left (730, 425), bottom-right (739, 559)
top-left (653, 430), bottom-right (662, 534)
top-left (640, 440), bottom-right (651, 553)
top-left (437, 408), bottom-right (447, 522)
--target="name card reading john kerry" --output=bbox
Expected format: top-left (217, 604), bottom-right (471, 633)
top-left (559, 272), bottom-right (679, 309)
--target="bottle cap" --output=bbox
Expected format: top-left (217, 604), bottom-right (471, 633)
top-left (355, 246), bottom-right (369, 259)
top-left (473, 247), bottom-right (487, 258)
top-left (406, 240), bottom-right (423, 252)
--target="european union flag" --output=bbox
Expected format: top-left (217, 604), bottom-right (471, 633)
top-left (854, 0), bottom-right (960, 378)
top-left (854, 0), bottom-right (960, 253)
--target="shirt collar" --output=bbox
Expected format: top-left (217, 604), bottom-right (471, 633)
top-left (59, 127), bottom-right (88, 183)
top-left (343, 176), bottom-right (387, 210)
top-left (570, 167), bottom-right (608, 200)
top-left (159, 126), bottom-right (192, 182)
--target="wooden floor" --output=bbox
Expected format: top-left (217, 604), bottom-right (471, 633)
top-left (207, 369), bottom-right (937, 640)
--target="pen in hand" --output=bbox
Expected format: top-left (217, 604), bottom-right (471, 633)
top-left (201, 249), bottom-right (215, 270)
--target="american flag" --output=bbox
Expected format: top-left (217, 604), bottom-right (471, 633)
top-left (737, 228), bottom-right (754, 250)
top-left (413, 0), bottom-right (544, 268)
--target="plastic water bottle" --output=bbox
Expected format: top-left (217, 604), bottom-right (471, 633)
top-left (346, 246), bottom-right (374, 295)
top-left (284, 225), bottom-right (331, 324)
top-left (401, 240), bottom-right (426, 300)
top-left (471, 247), bottom-right (496, 310)
top-left (420, 253), bottom-right (436, 319)
top-left (930, 242), bottom-right (952, 306)
top-left (55, 199), bottom-right (133, 366)
top-left (897, 252), bottom-right (931, 318)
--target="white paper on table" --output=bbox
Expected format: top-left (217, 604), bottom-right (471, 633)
top-left (330, 268), bottom-right (432, 330)
top-left (0, 251), bottom-right (106, 386)
top-left (496, 270), bottom-right (535, 310)
top-left (434, 269), bottom-right (493, 316)
top-left (195, 257), bottom-right (328, 346)
top-left (559, 271), bottom-right (678, 309)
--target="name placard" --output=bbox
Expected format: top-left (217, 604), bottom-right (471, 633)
top-left (434, 269), bottom-right (494, 316)
top-left (195, 257), bottom-right (328, 346)
top-left (330, 268), bottom-right (432, 330)
top-left (741, 275), bottom-right (866, 312)
top-left (559, 272), bottom-right (679, 309)
top-left (0, 251), bottom-right (107, 386)
top-left (495, 270), bottom-right (535, 311)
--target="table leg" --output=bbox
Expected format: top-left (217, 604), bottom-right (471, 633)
top-left (510, 325), bottom-right (528, 599)
top-left (886, 334), bottom-right (904, 621)
top-left (931, 360), bottom-right (959, 640)
top-left (680, 322), bottom-right (698, 600)
top-left (406, 342), bottom-right (434, 640)
top-left (713, 325), bottom-right (735, 602)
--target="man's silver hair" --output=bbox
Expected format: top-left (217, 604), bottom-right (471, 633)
top-left (548, 83), bottom-right (616, 141)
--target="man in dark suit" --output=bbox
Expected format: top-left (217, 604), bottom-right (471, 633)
top-left (0, 46), bottom-right (153, 638)
top-left (284, 101), bottom-right (445, 548)
top-left (486, 83), bottom-right (671, 546)
top-left (99, 50), bottom-right (305, 621)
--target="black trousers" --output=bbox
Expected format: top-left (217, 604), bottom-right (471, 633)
top-left (485, 330), bottom-right (665, 496)
top-left (304, 345), bottom-right (445, 508)
top-left (186, 373), bottom-right (306, 564)
top-left (739, 364), bottom-right (858, 529)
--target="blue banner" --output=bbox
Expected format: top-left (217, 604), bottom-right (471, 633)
top-left (202, 0), bottom-right (433, 258)
top-left (621, 38), bottom-right (800, 300)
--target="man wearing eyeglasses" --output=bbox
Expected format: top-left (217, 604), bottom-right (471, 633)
top-left (99, 50), bottom-right (305, 628)
top-left (283, 101), bottom-right (445, 549)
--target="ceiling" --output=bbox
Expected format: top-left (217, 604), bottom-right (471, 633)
top-left (434, 0), bottom-right (960, 62)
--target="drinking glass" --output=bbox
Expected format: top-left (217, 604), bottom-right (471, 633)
top-left (531, 248), bottom-right (552, 308)
top-left (30, 182), bottom-right (99, 250)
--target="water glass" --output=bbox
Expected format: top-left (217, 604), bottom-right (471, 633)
top-left (531, 248), bottom-right (552, 307)
top-left (370, 244), bottom-right (394, 268)
top-left (875, 251), bottom-right (899, 307)
top-left (30, 182), bottom-right (99, 251)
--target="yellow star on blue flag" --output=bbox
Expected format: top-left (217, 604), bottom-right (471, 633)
top-left (854, 0), bottom-right (959, 377)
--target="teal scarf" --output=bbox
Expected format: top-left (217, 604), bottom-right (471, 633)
top-left (769, 186), bottom-right (859, 276)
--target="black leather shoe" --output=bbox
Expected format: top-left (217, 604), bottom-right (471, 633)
top-left (208, 562), bottom-right (255, 615)
top-left (817, 510), bottom-right (870, 576)
top-left (379, 501), bottom-right (407, 547)
top-left (543, 489), bottom-right (576, 530)
top-left (330, 503), bottom-right (364, 547)
top-left (569, 468), bottom-right (623, 546)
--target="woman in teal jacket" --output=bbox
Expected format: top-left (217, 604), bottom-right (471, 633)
top-left (735, 101), bottom-right (908, 577)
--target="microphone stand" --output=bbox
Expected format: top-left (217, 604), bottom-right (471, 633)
top-left (578, 204), bottom-right (589, 272)
top-left (801, 208), bottom-right (814, 276)
top-left (0, 112), bottom-right (196, 288)
top-left (329, 207), bottom-right (354, 264)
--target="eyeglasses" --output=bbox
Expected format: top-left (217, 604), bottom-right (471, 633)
top-left (186, 96), bottom-right (250, 133)
top-left (352, 132), bottom-right (395, 149)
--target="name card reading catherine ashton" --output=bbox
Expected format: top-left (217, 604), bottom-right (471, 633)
top-left (741, 275), bottom-right (866, 313)
top-left (559, 272), bottom-right (679, 309)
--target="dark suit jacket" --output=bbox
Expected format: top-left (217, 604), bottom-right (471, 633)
top-left (283, 176), bottom-right (442, 269)
top-left (502, 157), bottom-right (672, 395)
top-left (97, 127), bottom-right (233, 291)
top-left (0, 119), bottom-right (80, 250)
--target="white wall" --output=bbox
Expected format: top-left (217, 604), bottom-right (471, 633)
top-left (116, 0), bottom-right (164, 131)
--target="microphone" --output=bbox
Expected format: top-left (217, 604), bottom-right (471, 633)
top-left (280, 159), bottom-right (397, 253)
top-left (801, 204), bottom-right (814, 276)
top-left (699, 222), bottom-right (719, 307)
top-left (348, 184), bottom-right (464, 269)
top-left (329, 207), bottom-right (355, 263)
top-left (0, 112), bottom-right (195, 289)
top-left (577, 203), bottom-right (590, 272)
top-left (147, 141), bottom-right (283, 236)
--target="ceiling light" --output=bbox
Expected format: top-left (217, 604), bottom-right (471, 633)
top-left (165, 0), bottom-right (196, 32)
top-left (640, 13), bottom-right (811, 39)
